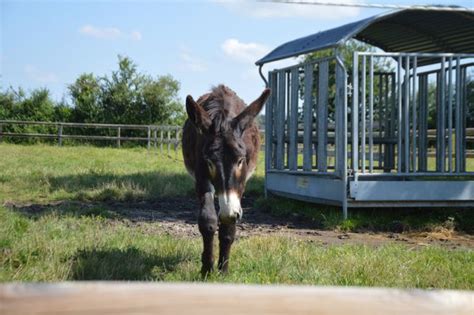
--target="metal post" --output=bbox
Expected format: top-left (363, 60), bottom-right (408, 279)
top-left (412, 56), bottom-right (417, 172)
top-left (455, 57), bottom-right (462, 172)
top-left (335, 54), bottom-right (348, 220)
top-left (276, 70), bottom-right (286, 170)
top-left (447, 57), bottom-right (453, 172)
top-left (404, 56), bottom-right (410, 173)
top-left (303, 63), bottom-right (314, 171)
top-left (265, 71), bottom-right (276, 197)
top-left (361, 56), bottom-right (367, 173)
top-left (317, 60), bottom-right (329, 172)
top-left (397, 57), bottom-right (402, 172)
top-left (289, 68), bottom-right (299, 171)
top-left (439, 57), bottom-right (446, 172)
top-left (390, 73), bottom-right (396, 171)
top-left (352, 52), bottom-right (359, 174)
top-left (378, 73), bottom-right (383, 169)
top-left (369, 55), bottom-right (374, 173)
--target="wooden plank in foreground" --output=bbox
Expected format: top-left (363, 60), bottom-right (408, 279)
top-left (1, 282), bottom-right (473, 315)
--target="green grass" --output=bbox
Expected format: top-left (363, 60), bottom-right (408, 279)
top-left (0, 144), bottom-right (264, 204)
top-left (1, 207), bottom-right (473, 288)
top-left (0, 143), bottom-right (473, 288)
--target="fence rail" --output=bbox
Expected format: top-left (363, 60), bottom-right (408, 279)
top-left (0, 120), bottom-right (181, 154)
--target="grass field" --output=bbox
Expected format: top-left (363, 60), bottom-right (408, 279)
top-left (1, 143), bottom-right (473, 288)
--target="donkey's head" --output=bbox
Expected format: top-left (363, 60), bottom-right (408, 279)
top-left (186, 88), bottom-right (270, 223)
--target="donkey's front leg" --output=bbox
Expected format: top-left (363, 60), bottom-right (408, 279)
top-left (218, 222), bottom-right (236, 273)
top-left (198, 191), bottom-right (218, 277)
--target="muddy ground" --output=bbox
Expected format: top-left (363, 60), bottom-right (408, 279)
top-left (7, 197), bottom-right (474, 250)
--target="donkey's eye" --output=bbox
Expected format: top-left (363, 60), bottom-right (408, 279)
top-left (237, 158), bottom-right (245, 168)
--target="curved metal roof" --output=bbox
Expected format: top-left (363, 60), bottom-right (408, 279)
top-left (255, 8), bottom-right (474, 65)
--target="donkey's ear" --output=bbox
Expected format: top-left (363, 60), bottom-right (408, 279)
top-left (186, 95), bottom-right (212, 133)
top-left (232, 88), bottom-right (271, 134)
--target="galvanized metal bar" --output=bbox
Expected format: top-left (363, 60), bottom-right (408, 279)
top-left (317, 60), bottom-right (329, 172)
top-left (436, 72), bottom-right (442, 172)
top-left (288, 68), bottom-right (299, 171)
top-left (276, 70), bottom-right (286, 170)
top-left (335, 59), bottom-right (345, 174)
top-left (390, 73), bottom-right (396, 171)
top-left (439, 57), bottom-right (446, 172)
top-left (286, 71), bottom-right (291, 169)
top-left (461, 66), bottom-right (467, 172)
top-left (265, 71), bottom-right (277, 171)
top-left (447, 57), bottom-right (453, 173)
top-left (352, 52), bottom-right (359, 174)
top-left (418, 74), bottom-right (428, 172)
top-left (383, 74), bottom-right (390, 172)
top-left (335, 52), bottom-right (348, 219)
top-left (358, 52), bottom-right (474, 58)
top-left (397, 57), bottom-right (403, 172)
top-left (378, 74), bottom-right (384, 168)
top-left (404, 56), bottom-right (410, 173)
top-left (361, 55), bottom-right (367, 173)
top-left (455, 57), bottom-right (462, 172)
top-left (369, 56), bottom-right (374, 173)
top-left (411, 56), bottom-right (417, 172)
top-left (303, 63), bottom-right (314, 171)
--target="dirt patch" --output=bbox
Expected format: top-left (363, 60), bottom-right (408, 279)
top-left (6, 197), bottom-right (474, 250)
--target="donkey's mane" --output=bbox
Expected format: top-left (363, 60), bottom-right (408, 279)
top-left (197, 85), bottom-right (246, 134)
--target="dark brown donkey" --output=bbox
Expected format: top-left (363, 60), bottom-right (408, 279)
top-left (182, 85), bottom-right (270, 275)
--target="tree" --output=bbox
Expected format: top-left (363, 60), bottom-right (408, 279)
top-left (69, 73), bottom-right (101, 123)
top-left (71, 55), bottom-right (186, 126)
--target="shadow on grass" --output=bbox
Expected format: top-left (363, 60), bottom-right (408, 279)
top-left (71, 247), bottom-right (188, 280)
top-left (257, 196), bottom-right (474, 234)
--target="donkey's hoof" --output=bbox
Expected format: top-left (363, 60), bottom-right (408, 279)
top-left (201, 265), bottom-right (214, 278)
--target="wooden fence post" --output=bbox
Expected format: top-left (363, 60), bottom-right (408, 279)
top-left (0, 123), bottom-right (3, 143)
top-left (175, 128), bottom-right (180, 158)
top-left (160, 129), bottom-right (163, 154)
top-left (167, 128), bottom-right (171, 156)
top-left (117, 127), bottom-right (121, 148)
top-left (147, 126), bottom-right (151, 151)
top-left (58, 124), bottom-right (63, 146)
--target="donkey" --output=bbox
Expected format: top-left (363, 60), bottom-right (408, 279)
top-left (182, 85), bottom-right (270, 275)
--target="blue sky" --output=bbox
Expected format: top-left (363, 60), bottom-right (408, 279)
top-left (1, 0), bottom-right (473, 105)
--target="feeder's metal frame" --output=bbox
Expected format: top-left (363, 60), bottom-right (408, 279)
top-left (262, 48), bottom-right (474, 218)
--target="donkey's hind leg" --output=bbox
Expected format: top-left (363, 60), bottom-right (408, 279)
top-left (218, 222), bottom-right (236, 273)
top-left (198, 191), bottom-right (218, 277)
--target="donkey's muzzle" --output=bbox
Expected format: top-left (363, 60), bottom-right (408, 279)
top-left (218, 192), bottom-right (242, 224)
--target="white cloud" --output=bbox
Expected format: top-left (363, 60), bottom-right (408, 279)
top-left (179, 47), bottom-right (208, 72)
top-left (221, 38), bottom-right (270, 63)
top-left (216, 0), bottom-right (360, 19)
top-left (24, 65), bottom-right (58, 83)
top-left (130, 31), bottom-right (142, 41)
top-left (79, 25), bottom-right (142, 41)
